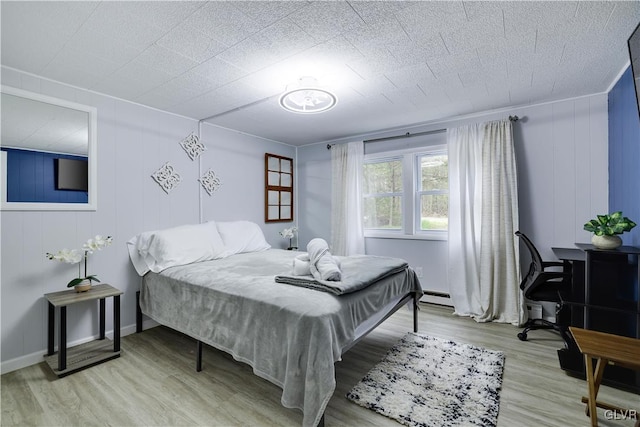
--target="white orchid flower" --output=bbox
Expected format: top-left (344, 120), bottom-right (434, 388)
top-left (47, 235), bottom-right (113, 287)
top-left (47, 248), bottom-right (82, 264)
top-left (82, 238), bottom-right (98, 254)
top-left (84, 235), bottom-right (113, 252)
top-left (279, 226), bottom-right (298, 239)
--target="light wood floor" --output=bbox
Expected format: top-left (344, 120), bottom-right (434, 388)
top-left (2, 303), bottom-right (638, 426)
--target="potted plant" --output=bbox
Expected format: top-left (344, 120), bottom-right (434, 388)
top-left (583, 212), bottom-right (636, 249)
top-left (47, 235), bottom-right (113, 292)
top-left (279, 226), bottom-right (298, 250)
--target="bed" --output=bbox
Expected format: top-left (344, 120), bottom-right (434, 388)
top-left (128, 221), bottom-right (422, 427)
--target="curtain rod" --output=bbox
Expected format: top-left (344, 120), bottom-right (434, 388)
top-left (327, 128), bottom-right (445, 150)
top-left (326, 115), bottom-right (520, 150)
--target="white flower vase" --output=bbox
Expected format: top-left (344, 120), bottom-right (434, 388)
top-left (74, 279), bottom-right (92, 293)
top-left (591, 234), bottom-right (622, 250)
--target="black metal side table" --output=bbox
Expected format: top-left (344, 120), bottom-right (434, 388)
top-left (44, 283), bottom-right (122, 377)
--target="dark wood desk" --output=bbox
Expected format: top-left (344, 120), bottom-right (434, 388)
top-left (552, 244), bottom-right (640, 393)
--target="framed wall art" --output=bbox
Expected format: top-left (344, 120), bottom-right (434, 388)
top-left (265, 153), bottom-right (293, 223)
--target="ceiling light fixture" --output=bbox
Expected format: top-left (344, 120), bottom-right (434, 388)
top-left (279, 77), bottom-right (337, 114)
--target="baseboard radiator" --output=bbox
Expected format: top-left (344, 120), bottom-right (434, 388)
top-left (420, 291), bottom-right (453, 307)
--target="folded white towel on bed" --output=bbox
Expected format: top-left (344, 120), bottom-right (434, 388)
top-left (292, 254), bottom-right (311, 276)
top-left (292, 252), bottom-right (341, 276)
top-left (307, 238), bottom-right (342, 281)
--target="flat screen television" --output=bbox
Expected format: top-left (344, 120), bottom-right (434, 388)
top-left (55, 158), bottom-right (88, 191)
top-left (628, 22), bottom-right (640, 120)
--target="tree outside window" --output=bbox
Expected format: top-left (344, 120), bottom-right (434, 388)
top-left (418, 153), bottom-right (448, 231)
top-left (363, 158), bottom-right (402, 229)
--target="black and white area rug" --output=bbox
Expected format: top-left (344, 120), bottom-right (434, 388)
top-left (346, 332), bottom-right (505, 427)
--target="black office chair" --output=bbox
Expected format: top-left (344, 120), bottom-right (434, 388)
top-left (515, 231), bottom-right (572, 341)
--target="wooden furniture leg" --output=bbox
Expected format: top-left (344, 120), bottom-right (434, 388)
top-left (584, 355), bottom-right (596, 424)
top-left (584, 355), bottom-right (607, 426)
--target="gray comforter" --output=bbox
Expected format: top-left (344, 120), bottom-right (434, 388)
top-left (139, 249), bottom-right (421, 427)
top-left (275, 254), bottom-right (409, 294)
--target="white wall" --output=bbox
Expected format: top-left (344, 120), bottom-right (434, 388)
top-left (297, 94), bottom-right (609, 301)
top-left (514, 96), bottom-right (610, 257)
top-left (198, 124), bottom-right (296, 247)
top-left (0, 68), bottom-right (295, 373)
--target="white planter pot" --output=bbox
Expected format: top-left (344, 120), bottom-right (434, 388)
top-left (591, 234), bottom-right (622, 250)
top-left (74, 278), bottom-right (92, 293)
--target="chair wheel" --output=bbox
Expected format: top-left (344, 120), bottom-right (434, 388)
top-left (517, 332), bottom-right (528, 341)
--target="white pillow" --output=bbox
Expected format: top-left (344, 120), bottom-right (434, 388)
top-left (216, 221), bottom-right (271, 255)
top-left (127, 221), bottom-right (228, 275)
top-left (127, 241), bottom-right (151, 276)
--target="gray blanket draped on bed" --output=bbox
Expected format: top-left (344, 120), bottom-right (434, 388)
top-left (139, 249), bottom-right (421, 427)
top-left (275, 254), bottom-right (409, 295)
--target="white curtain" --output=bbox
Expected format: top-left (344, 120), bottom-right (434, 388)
top-left (331, 141), bottom-right (365, 256)
top-left (448, 123), bottom-right (484, 317)
top-left (447, 119), bottom-right (526, 325)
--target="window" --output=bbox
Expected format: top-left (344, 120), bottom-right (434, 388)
top-left (363, 158), bottom-right (403, 230)
top-left (417, 151), bottom-right (448, 231)
top-left (363, 145), bottom-right (448, 239)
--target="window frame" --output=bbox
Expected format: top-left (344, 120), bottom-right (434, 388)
top-left (363, 145), bottom-right (448, 241)
top-left (414, 147), bottom-right (448, 238)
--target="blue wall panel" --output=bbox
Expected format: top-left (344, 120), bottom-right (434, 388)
top-left (608, 67), bottom-right (640, 247)
top-left (2, 148), bottom-right (88, 203)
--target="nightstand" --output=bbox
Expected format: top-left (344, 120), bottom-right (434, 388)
top-left (44, 283), bottom-right (122, 377)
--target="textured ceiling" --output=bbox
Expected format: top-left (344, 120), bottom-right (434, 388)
top-left (1, 91), bottom-right (90, 155)
top-left (2, 1), bottom-right (640, 146)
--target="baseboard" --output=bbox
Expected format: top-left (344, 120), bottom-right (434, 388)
top-left (1, 350), bottom-right (47, 375)
top-left (1, 319), bottom-right (159, 375)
